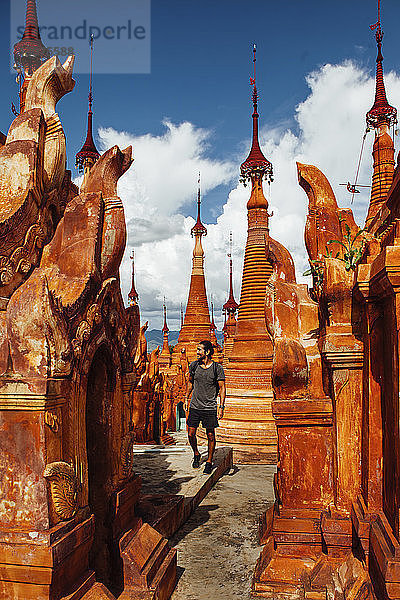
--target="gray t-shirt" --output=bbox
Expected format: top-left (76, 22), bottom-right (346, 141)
top-left (189, 360), bottom-right (225, 411)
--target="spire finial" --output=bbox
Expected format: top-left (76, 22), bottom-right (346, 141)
top-left (14, 0), bottom-right (49, 77)
top-left (76, 35), bottom-right (100, 173)
top-left (223, 232), bottom-right (239, 313)
top-left (366, 0), bottom-right (397, 128)
top-left (191, 171), bottom-right (207, 237)
top-left (240, 44), bottom-right (273, 185)
top-left (210, 296), bottom-right (216, 330)
top-left (180, 303), bottom-right (184, 329)
top-left (89, 34), bottom-right (94, 112)
top-left (162, 297), bottom-right (169, 333)
top-left (128, 249), bottom-right (139, 306)
top-left (251, 44), bottom-right (258, 114)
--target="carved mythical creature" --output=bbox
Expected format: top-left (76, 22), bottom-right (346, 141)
top-left (43, 461), bottom-right (78, 524)
top-left (2, 63), bottom-right (134, 379)
top-left (0, 56), bottom-right (76, 300)
top-left (265, 272), bottom-right (326, 400)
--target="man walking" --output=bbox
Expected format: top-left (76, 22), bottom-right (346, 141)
top-left (184, 340), bottom-right (226, 474)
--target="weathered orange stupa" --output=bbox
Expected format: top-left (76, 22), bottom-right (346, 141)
top-left (218, 46), bottom-right (295, 463)
top-left (172, 176), bottom-right (212, 363)
top-left (252, 6), bottom-right (400, 597)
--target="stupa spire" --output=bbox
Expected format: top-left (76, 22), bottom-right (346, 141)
top-left (365, 0), bottom-right (397, 228)
top-left (76, 36), bottom-right (100, 175)
top-left (223, 232), bottom-right (239, 314)
top-left (240, 45), bottom-right (273, 186)
top-left (128, 250), bottom-right (138, 306)
top-left (13, 0), bottom-right (50, 110)
top-left (366, 2), bottom-right (397, 128)
top-left (191, 172), bottom-right (207, 237)
top-left (162, 299), bottom-right (169, 334)
top-left (159, 298), bottom-right (172, 367)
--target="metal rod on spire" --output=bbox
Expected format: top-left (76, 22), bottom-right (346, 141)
top-left (89, 34), bottom-right (94, 112)
top-left (197, 171), bottom-right (201, 218)
top-left (228, 231), bottom-right (233, 258)
top-left (251, 44), bottom-right (258, 113)
top-left (162, 296), bottom-right (169, 333)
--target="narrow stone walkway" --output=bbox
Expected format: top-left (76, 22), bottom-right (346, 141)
top-left (169, 464), bottom-right (275, 600)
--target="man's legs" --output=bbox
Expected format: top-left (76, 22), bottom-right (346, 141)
top-left (205, 428), bottom-right (216, 466)
top-left (188, 426), bottom-right (201, 466)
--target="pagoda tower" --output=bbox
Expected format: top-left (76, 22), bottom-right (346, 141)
top-left (217, 46), bottom-right (277, 463)
top-left (172, 175), bottom-right (212, 363)
top-left (128, 249), bottom-right (139, 306)
top-left (365, 7), bottom-right (397, 230)
top-left (76, 37), bottom-right (100, 182)
top-left (159, 299), bottom-right (172, 368)
top-left (13, 0), bottom-right (50, 111)
top-left (222, 234), bottom-right (239, 367)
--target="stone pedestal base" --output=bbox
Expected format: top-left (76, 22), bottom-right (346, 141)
top-left (119, 523), bottom-right (176, 600)
top-left (0, 515), bottom-right (95, 600)
top-left (351, 500), bottom-right (400, 600)
top-left (253, 503), bottom-right (377, 599)
top-left (198, 390), bottom-right (277, 464)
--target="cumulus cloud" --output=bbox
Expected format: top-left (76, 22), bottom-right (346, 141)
top-left (99, 61), bottom-right (400, 330)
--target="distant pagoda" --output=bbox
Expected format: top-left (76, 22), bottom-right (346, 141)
top-left (128, 250), bottom-right (139, 306)
top-left (222, 233), bottom-right (239, 366)
top-left (159, 299), bottom-right (172, 368)
top-left (172, 174), bottom-right (212, 363)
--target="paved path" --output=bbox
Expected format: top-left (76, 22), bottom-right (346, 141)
top-left (170, 464), bottom-right (275, 600)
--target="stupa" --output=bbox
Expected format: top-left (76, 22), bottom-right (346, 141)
top-left (172, 175), bottom-right (212, 363)
top-left (218, 46), bottom-right (295, 463)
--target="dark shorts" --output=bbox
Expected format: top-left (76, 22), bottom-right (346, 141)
top-left (186, 407), bottom-right (219, 430)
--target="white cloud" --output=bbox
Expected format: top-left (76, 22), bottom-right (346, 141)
top-left (98, 61), bottom-right (400, 330)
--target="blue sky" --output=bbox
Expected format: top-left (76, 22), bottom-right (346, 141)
top-left (1, 1), bottom-right (400, 328)
top-left (1, 0), bottom-right (399, 220)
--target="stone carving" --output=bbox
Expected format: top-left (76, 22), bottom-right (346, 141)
top-left (44, 411), bottom-right (59, 433)
top-left (43, 461), bottom-right (78, 524)
top-left (121, 431), bottom-right (135, 478)
top-left (0, 56), bottom-right (76, 299)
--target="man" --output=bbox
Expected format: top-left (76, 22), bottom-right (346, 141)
top-left (184, 340), bottom-right (226, 474)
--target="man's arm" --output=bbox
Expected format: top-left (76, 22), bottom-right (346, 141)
top-left (184, 379), bottom-right (193, 412)
top-left (217, 380), bottom-right (226, 419)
